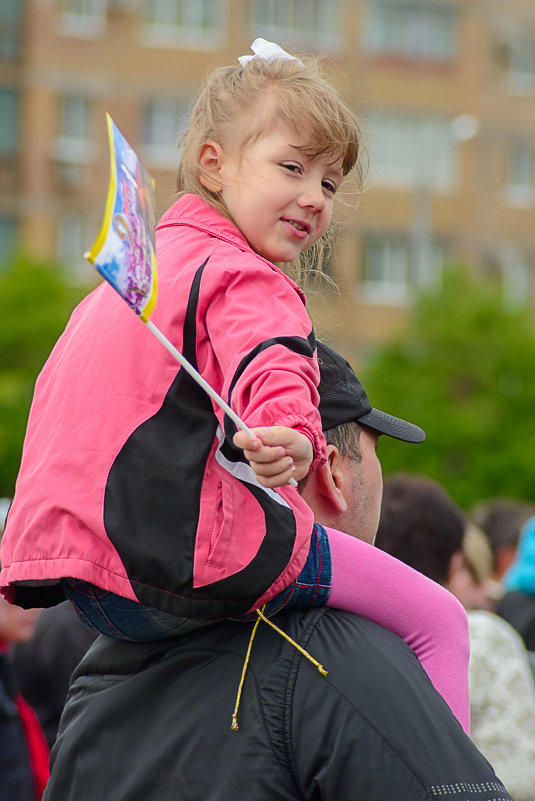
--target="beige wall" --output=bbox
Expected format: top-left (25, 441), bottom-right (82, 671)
top-left (2, 0), bottom-right (535, 362)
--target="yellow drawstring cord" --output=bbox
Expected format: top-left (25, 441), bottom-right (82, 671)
top-left (255, 607), bottom-right (328, 676)
top-left (231, 606), bottom-right (328, 731)
top-left (231, 612), bottom-right (263, 731)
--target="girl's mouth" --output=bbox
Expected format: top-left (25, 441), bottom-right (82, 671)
top-left (282, 218), bottom-right (310, 238)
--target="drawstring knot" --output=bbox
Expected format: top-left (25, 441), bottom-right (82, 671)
top-left (231, 606), bottom-right (327, 731)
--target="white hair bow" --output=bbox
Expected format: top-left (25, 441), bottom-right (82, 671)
top-left (238, 37), bottom-right (302, 67)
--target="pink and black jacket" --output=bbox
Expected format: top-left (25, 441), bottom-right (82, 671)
top-left (0, 194), bottom-right (326, 619)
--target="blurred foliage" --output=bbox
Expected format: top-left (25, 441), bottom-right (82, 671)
top-left (0, 255), bottom-right (87, 497)
top-left (362, 265), bottom-right (535, 510)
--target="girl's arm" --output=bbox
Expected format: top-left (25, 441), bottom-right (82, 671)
top-left (203, 250), bottom-right (325, 470)
top-left (325, 526), bottom-right (470, 734)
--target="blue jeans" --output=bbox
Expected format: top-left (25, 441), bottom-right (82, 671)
top-left (61, 523), bottom-right (332, 642)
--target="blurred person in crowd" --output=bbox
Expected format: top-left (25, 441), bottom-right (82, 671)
top-left (0, 596), bottom-right (49, 800)
top-left (470, 497), bottom-right (535, 601)
top-left (376, 474), bottom-right (535, 801)
top-left (3, 500), bottom-right (98, 752)
top-left (42, 349), bottom-right (511, 801)
top-left (11, 602), bottom-right (97, 748)
top-left (497, 516), bottom-right (535, 653)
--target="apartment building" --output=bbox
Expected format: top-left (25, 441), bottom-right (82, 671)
top-left (1, 0), bottom-right (535, 359)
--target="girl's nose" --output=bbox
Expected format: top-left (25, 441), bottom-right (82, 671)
top-left (298, 180), bottom-right (326, 212)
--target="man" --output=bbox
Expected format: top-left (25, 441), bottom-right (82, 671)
top-left (470, 497), bottom-right (535, 603)
top-left (494, 516), bottom-right (535, 653)
top-left (0, 597), bottom-right (49, 800)
top-left (43, 344), bottom-right (512, 801)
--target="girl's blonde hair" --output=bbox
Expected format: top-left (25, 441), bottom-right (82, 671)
top-left (176, 52), bottom-right (363, 287)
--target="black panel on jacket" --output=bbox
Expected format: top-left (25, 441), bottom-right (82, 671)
top-left (104, 260), bottom-right (300, 619)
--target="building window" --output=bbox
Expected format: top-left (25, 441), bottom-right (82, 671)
top-left (0, 0), bottom-right (22, 62)
top-left (0, 89), bottom-right (19, 191)
top-left (58, 0), bottom-right (107, 38)
top-left (141, 99), bottom-right (187, 168)
top-left (60, 95), bottom-right (91, 142)
top-left (140, 0), bottom-right (226, 48)
top-left (503, 249), bottom-right (531, 310)
top-left (0, 88), bottom-right (19, 155)
top-left (505, 33), bottom-right (535, 94)
top-left (250, 0), bottom-right (339, 49)
top-left (505, 141), bottom-right (535, 207)
top-left (51, 94), bottom-right (95, 164)
top-left (0, 217), bottom-right (17, 267)
top-left (365, 0), bottom-right (457, 63)
top-left (368, 111), bottom-right (457, 191)
top-left (50, 95), bottom-right (95, 189)
top-left (362, 233), bottom-right (446, 303)
top-left (490, 244), bottom-right (532, 310)
top-left (57, 214), bottom-right (93, 282)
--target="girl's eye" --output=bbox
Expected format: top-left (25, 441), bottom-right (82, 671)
top-left (282, 162), bottom-right (302, 174)
top-left (322, 180), bottom-right (337, 194)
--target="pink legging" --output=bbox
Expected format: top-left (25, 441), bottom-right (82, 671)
top-left (326, 526), bottom-right (470, 734)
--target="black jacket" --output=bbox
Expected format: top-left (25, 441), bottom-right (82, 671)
top-left (44, 608), bottom-right (511, 801)
top-left (496, 589), bottom-right (535, 651)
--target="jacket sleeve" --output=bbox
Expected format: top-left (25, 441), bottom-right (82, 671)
top-left (201, 246), bottom-right (326, 469)
top-left (287, 610), bottom-right (512, 801)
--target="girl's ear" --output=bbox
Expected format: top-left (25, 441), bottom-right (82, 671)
top-left (199, 141), bottom-right (224, 192)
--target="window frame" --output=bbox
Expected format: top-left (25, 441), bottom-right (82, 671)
top-left (504, 139), bottom-right (535, 207)
top-left (361, 231), bottom-right (447, 304)
top-left (365, 0), bottom-right (458, 64)
top-left (140, 97), bottom-right (190, 168)
top-left (139, 0), bottom-right (227, 50)
top-left (0, 87), bottom-right (19, 156)
top-left (57, 0), bottom-right (107, 39)
top-left (0, 216), bottom-right (17, 266)
top-left (0, 0), bottom-right (22, 61)
top-left (368, 110), bottom-right (459, 192)
top-left (505, 33), bottom-right (535, 95)
top-left (250, 0), bottom-right (340, 50)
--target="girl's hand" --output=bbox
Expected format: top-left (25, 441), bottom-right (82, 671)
top-left (233, 426), bottom-right (313, 488)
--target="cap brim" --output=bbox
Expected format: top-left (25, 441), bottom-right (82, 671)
top-left (358, 408), bottom-right (426, 444)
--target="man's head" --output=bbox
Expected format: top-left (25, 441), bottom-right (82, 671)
top-left (376, 473), bottom-right (491, 610)
top-left (469, 497), bottom-right (535, 581)
top-left (375, 474), bottom-right (464, 585)
top-left (301, 342), bottom-right (425, 544)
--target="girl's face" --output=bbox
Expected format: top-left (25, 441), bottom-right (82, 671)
top-left (203, 124), bottom-right (344, 263)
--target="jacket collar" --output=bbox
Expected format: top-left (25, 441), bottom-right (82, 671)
top-left (156, 193), bottom-right (305, 300)
top-left (157, 193), bottom-right (254, 253)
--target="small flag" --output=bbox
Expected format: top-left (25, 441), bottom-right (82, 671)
top-left (85, 113), bottom-right (157, 322)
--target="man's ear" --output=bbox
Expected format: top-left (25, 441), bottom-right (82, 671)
top-left (315, 445), bottom-right (349, 516)
top-left (199, 141), bottom-right (224, 192)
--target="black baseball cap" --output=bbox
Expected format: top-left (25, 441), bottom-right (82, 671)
top-left (316, 342), bottom-right (425, 444)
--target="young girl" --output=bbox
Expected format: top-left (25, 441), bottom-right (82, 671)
top-left (0, 40), bottom-right (469, 732)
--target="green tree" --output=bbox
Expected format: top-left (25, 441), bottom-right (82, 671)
top-left (362, 266), bottom-right (535, 509)
top-left (0, 256), bottom-right (86, 497)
